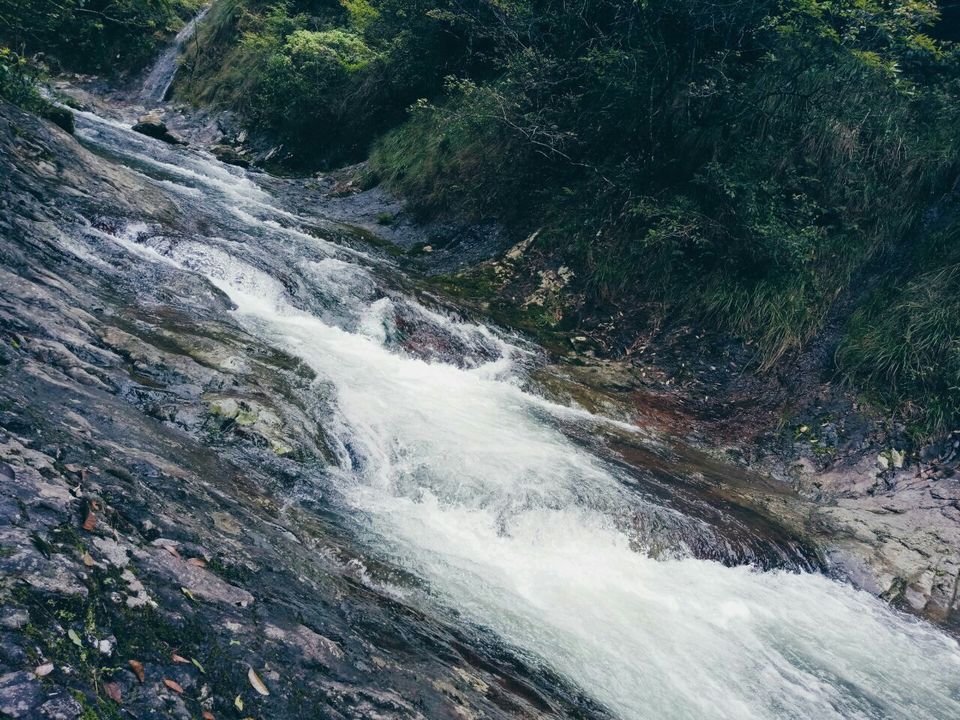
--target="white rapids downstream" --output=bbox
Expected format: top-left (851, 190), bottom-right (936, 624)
top-left (62, 99), bottom-right (960, 720)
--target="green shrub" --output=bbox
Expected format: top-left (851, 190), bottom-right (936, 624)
top-left (0, 46), bottom-right (45, 108)
top-left (0, 47), bottom-right (73, 132)
top-left (243, 26), bottom-right (385, 164)
top-left (178, 0), bottom-right (492, 166)
top-left (370, 0), bottom-right (959, 369)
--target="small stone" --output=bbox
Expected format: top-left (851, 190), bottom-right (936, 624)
top-left (890, 449), bottom-right (905, 469)
top-left (0, 610), bottom-right (29, 630)
top-left (38, 693), bottom-right (82, 720)
top-left (211, 512), bottom-right (241, 535)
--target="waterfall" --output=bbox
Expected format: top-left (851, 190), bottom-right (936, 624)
top-left (139, 6), bottom-right (210, 104)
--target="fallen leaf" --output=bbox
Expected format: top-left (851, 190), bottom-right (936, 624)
top-left (234, 694), bottom-right (244, 711)
top-left (67, 629), bottom-right (82, 647)
top-left (202, 712), bottom-right (215, 720)
top-left (104, 682), bottom-right (122, 703)
top-left (128, 659), bottom-right (145, 683)
top-left (82, 511), bottom-right (96, 532)
top-left (191, 657), bottom-right (205, 674)
top-left (181, 587), bottom-right (196, 602)
top-left (187, 557), bottom-right (207, 568)
top-left (247, 667), bottom-right (269, 696)
top-left (163, 678), bottom-right (184, 694)
top-left (34, 663), bottom-right (54, 677)
top-left (81, 552), bottom-right (95, 567)
top-left (171, 653), bottom-right (189, 664)
top-left (165, 545), bottom-right (181, 559)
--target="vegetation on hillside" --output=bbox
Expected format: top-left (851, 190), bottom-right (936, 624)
top-left (178, 0), bottom-right (490, 166)
top-left (179, 0), bottom-right (960, 436)
top-left (0, 0), bottom-right (203, 73)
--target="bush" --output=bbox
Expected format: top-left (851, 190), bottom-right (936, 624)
top-left (0, 46), bottom-right (45, 108)
top-left (244, 26), bottom-right (384, 164)
top-left (0, 47), bottom-right (73, 132)
top-left (370, 0), bottom-right (960, 370)
top-left (177, 0), bottom-right (492, 166)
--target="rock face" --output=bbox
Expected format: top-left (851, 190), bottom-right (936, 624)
top-left (540, 356), bottom-right (960, 630)
top-left (132, 112), bottom-right (185, 144)
top-left (786, 456), bottom-right (960, 627)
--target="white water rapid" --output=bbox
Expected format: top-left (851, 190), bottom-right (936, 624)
top-left (67, 101), bottom-right (960, 720)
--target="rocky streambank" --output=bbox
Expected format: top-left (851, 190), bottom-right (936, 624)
top-left (0, 100), bottom-right (608, 720)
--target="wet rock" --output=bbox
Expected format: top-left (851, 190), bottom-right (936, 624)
top-left (329, 177), bottom-right (361, 197)
top-left (148, 547), bottom-right (254, 607)
top-left (209, 144), bottom-right (250, 168)
top-left (0, 610), bottom-right (29, 630)
top-left (92, 536), bottom-right (129, 567)
top-left (207, 396), bottom-right (295, 455)
top-left (132, 113), bottom-right (185, 145)
top-left (39, 693), bottom-right (84, 719)
top-left (211, 511), bottom-right (241, 535)
top-left (265, 623), bottom-right (344, 666)
top-left (0, 671), bottom-right (41, 718)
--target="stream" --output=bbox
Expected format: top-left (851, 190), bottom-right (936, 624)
top-left (3, 13), bottom-right (960, 718)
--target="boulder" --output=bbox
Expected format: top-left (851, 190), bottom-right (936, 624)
top-left (131, 113), bottom-right (185, 145)
top-left (210, 143), bottom-right (250, 168)
top-left (42, 105), bottom-right (74, 134)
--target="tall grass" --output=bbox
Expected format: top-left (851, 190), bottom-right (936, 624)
top-left (839, 225), bottom-right (960, 436)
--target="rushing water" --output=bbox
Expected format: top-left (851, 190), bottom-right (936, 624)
top-left (139, 6), bottom-right (211, 104)
top-left (46, 81), bottom-right (960, 718)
